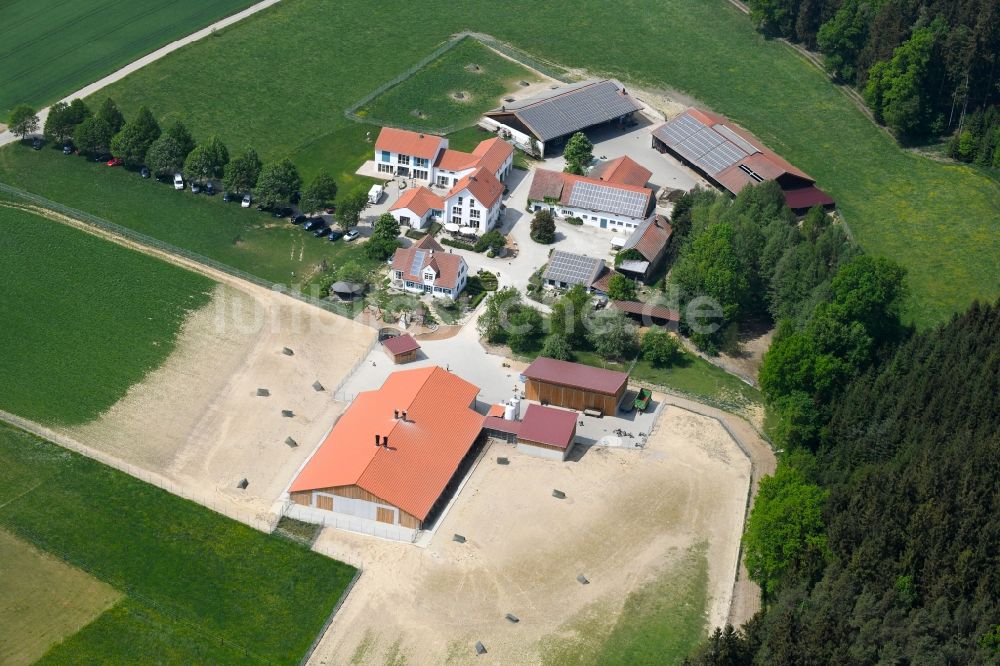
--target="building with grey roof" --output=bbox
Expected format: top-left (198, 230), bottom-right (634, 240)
top-left (542, 250), bottom-right (611, 293)
top-left (482, 80), bottom-right (642, 157)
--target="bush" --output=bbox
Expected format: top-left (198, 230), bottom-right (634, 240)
top-left (441, 237), bottom-right (476, 251)
top-left (405, 228), bottom-right (428, 240)
top-left (530, 209), bottom-right (556, 244)
top-left (607, 273), bottom-right (638, 301)
top-left (541, 334), bottom-right (573, 361)
top-left (474, 229), bottom-right (506, 253)
top-left (469, 291), bottom-right (488, 308)
top-left (478, 271), bottom-right (498, 291)
top-left (641, 328), bottom-right (681, 367)
top-left (566, 216), bottom-right (584, 226)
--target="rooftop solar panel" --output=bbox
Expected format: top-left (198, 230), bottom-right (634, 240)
top-left (511, 80), bottom-right (642, 143)
top-left (410, 250), bottom-right (426, 276)
top-left (655, 113), bottom-right (750, 176)
top-left (543, 250), bottom-right (605, 286)
top-left (567, 181), bottom-right (649, 219)
top-left (715, 125), bottom-right (760, 156)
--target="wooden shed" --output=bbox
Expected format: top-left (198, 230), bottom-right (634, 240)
top-left (521, 357), bottom-right (628, 415)
top-left (382, 333), bottom-right (420, 364)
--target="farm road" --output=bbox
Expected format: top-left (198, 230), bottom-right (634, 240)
top-left (0, 0), bottom-right (283, 148)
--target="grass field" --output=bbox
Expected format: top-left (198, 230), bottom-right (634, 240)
top-left (0, 0), bottom-right (257, 117)
top-left (540, 543), bottom-right (710, 665)
top-left (73, 0), bottom-right (999, 328)
top-left (0, 148), bottom-right (381, 290)
top-left (356, 37), bottom-right (541, 132)
top-left (0, 422), bottom-right (356, 663)
top-left (0, 204), bottom-right (213, 425)
top-left (0, 529), bottom-right (121, 666)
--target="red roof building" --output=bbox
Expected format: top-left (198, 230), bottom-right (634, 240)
top-left (652, 108), bottom-right (835, 213)
top-left (390, 235), bottom-right (468, 298)
top-left (522, 357), bottom-right (629, 415)
top-left (289, 366), bottom-right (483, 531)
top-left (382, 333), bottom-right (421, 364)
top-left (516, 404), bottom-right (578, 460)
top-left (527, 166), bottom-right (654, 232)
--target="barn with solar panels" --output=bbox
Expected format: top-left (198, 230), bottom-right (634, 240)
top-left (652, 108), bottom-right (835, 214)
top-left (482, 80), bottom-right (642, 157)
top-left (527, 157), bottom-right (655, 233)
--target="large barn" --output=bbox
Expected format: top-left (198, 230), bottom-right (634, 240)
top-left (287, 366), bottom-right (484, 540)
top-left (652, 108), bottom-right (835, 214)
top-left (521, 357), bottom-right (628, 415)
top-left (482, 79), bottom-right (642, 157)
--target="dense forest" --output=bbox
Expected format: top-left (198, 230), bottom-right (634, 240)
top-left (686, 300), bottom-right (1000, 664)
top-left (745, 0), bottom-right (1000, 154)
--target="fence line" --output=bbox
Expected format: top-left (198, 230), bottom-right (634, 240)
top-left (298, 567), bottom-right (364, 666)
top-left (0, 183), bottom-right (351, 319)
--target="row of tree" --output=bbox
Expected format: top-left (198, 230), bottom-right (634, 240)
top-left (668, 181), bottom-right (855, 354)
top-left (13, 97), bottom-right (352, 216)
top-left (745, 0), bottom-right (1000, 140)
top-left (687, 299), bottom-right (1000, 665)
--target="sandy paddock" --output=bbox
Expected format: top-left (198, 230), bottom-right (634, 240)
top-left (309, 403), bottom-right (751, 665)
top-left (63, 282), bottom-right (375, 520)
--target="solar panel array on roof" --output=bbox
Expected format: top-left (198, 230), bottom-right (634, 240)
top-left (567, 180), bottom-right (649, 218)
top-left (410, 250), bottom-right (426, 276)
top-left (513, 80), bottom-right (642, 143)
top-left (543, 251), bottom-right (604, 287)
top-left (655, 113), bottom-right (756, 176)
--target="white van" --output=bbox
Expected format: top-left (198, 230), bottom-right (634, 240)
top-left (173, 173), bottom-right (184, 190)
top-left (368, 184), bottom-right (384, 204)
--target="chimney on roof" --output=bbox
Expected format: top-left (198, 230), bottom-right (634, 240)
top-left (375, 434), bottom-right (380, 447)
top-left (419, 133), bottom-right (424, 138)
top-left (394, 409), bottom-right (400, 419)
top-left (402, 410), bottom-right (408, 421)
top-left (383, 436), bottom-right (389, 449)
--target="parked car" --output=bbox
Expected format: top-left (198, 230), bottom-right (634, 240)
top-left (173, 173), bottom-right (184, 190)
top-left (107, 157), bottom-right (123, 167)
top-left (272, 207), bottom-right (293, 219)
top-left (92, 152), bottom-right (111, 163)
top-left (312, 226), bottom-right (332, 238)
top-left (344, 229), bottom-right (360, 241)
top-left (62, 143), bottom-right (74, 155)
top-left (327, 229), bottom-right (344, 242)
top-left (32, 137), bottom-right (42, 150)
top-left (241, 193), bottom-right (252, 208)
top-left (190, 181), bottom-right (201, 194)
top-left (303, 218), bottom-right (325, 231)
top-left (139, 166), bottom-right (151, 179)
top-left (203, 182), bottom-right (215, 195)
top-left (222, 192), bottom-right (238, 203)
top-left (290, 214), bottom-right (307, 225)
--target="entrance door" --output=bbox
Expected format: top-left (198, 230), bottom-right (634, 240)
top-left (600, 218), bottom-right (608, 228)
top-left (375, 507), bottom-right (395, 524)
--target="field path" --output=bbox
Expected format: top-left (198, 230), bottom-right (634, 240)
top-left (0, 0), bottom-right (282, 148)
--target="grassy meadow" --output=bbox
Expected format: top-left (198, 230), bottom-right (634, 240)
top-left (0, 147), bottom-right (381, 289)
top-left (0, 204), bottom-right (213, 425)
top-left (0, 422), bottom-right (357, 664)
top-left (357, 37), bottom-right (541, 132)
top-left (0, 0), bottom-right (257, 117)
top-left (63, 0), bottom-right (998, 328)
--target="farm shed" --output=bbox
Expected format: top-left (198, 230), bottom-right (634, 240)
top-left (288, 366), bottom-right (485, 540)
top-left (482, 79), bottom-right (642, 157)
top-left (382, 333), bottom-right (420, 364)
top-left (522, 357), bottom-right (628, 415)
top-left (516, 404), bottom-right (578, 460)
top-left (609, 300), bottom-right (680, 329)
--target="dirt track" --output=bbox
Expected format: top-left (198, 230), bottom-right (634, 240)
top-left (308, 404), bottom-right (751, 665)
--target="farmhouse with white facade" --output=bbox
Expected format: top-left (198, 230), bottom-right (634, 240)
top-left (390, 235), bottom-right (468, 298)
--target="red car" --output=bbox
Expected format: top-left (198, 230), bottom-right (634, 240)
top-left (107, 157), bottom-right (123, 167)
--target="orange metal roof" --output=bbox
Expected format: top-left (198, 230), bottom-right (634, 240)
top-left (590, 156), bottom-right (652, 187)
top-left (375, 127), bottom-right (446, 160)
top-left (390, 187), bottom-right (444, 216)
top-left (290, 366), bottom-right (482, 521)
top-left (487, 404), bottom-right (506, 418)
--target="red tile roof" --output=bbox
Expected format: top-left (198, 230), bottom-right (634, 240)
top-left (589, 156), bottom-right (652, 187)
top-left (624, 215), bottom-right (673, 262)
top-left (518, 404), bottom-right (577, 449)
top-left (390, 187), bottom-right (444, 217)
top-left (391, 236), bottom-right (464, 290)
top-left (527, 168), bottom-right (653, 213)
top-left (486, 404), bottom-right (506, 418)
top-left (522, 357), bottom-right (628, 396)
top-left (290, 366), bottom-right (482, 521)
top-left (383, 333), bottom-right (420, 356)
top-left (375, 127), bottom-right (446, 160)
top-left (590, 266), bottom-right (613, 293)
top-left (446, 167), bottom-right (503, 209)
top-left (434, 149), bottom-right (480, 171)
top-left (471, 137), bottom-right (514, 175)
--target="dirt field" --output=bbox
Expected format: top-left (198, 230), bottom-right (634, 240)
top-left (63, 282), bottom-right (375, 520)
top-left (0, 529), bottom-right (121, 665)
top-left (308, 403), bottom-right (751, 665)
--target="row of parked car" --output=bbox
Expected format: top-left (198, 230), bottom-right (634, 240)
top-left (287, 211), bottom-right (359, 242)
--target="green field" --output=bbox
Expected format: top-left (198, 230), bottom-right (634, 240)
top-left (356, 37), bottom-right (541, 132)
top-left (72, 0), bottom-right (999, 328)
top-left (540, 543), bottom-right (709, 665)
top-left (0, 529), bottom-right (121, 666)
top-left (0, 204), bottom-right (213, 425)
top-left (0, 149), bottom-right (381, 290)
top-left (0, 0), bottom-right (257, 117)
top-left (0, 422), bottom-right (356, 663)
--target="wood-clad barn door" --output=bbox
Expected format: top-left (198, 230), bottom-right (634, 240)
top-left (375, 507), bottom-right (395, 524)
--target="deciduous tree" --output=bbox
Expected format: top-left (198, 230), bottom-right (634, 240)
top-left (530, 209), bottom-right (556, 244)
top-left (641, 328), bottom-right (681, 367)
top-left (562, 131), bottom-right (593, 175)
top-left (223, 147), bottom-right (262, 193)
top-left (300, 171), bottom-right (338, 214)
top-left (73, 117), bottom-right (113, 155)
top-left (254, 159), bottom-right (302, 209)
top-left (607, 272), bottom-right (638, 301)
top-left (8, 105), bottom-right (39, 138)
top-left (335, 190), bottom-right (369, 230)
top-left (145, 135), bottom-right (187, 178)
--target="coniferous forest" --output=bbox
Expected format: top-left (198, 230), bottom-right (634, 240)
top-left (686, 301), bottom-right (1000, 664)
